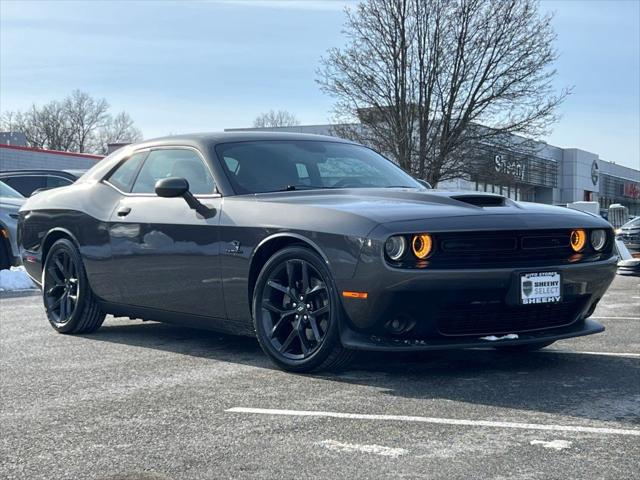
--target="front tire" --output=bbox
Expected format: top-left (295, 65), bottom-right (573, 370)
top-left (42, 238), bottom-right (105, 334)
top-left (252, 246), bottom-right (353, 372)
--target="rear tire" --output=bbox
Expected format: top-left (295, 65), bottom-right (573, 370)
top-left (42, 238), bottom-right (105, 334)
top-left (252, 246), bottom-right (354, 373)
top-left (494, 340), bottom-right (555, 352)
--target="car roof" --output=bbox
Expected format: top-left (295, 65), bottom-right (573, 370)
top-left (62, 169), bottom-right (87, 177)
top-left (0, 169), bottom-right (85, 178)
top-left (135, 131), bottom-right (357, 149)
top-left (79, 132), bottom-right (363, 188)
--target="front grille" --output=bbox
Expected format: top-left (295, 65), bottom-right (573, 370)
top-left (436, 298), bottom-right (586, 336)
top-left (422, 229), bottom-right (611, 268)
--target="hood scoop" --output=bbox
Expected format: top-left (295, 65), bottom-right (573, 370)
top-left (451, 195), bottom-right (506, 207)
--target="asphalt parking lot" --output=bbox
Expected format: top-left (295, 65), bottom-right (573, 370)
top-left (1, 275), bottom-right (638, 480)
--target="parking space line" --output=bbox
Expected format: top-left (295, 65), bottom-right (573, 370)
top-left (227, 407), bottom-right (640, 437)
top-left (318, 439), bottom-right (408, 457)
top-left (590, 316), bottom-right (640, 320)
top-left (550, 350), bottom-right (640, 358)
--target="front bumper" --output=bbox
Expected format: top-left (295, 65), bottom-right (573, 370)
top-left (341, 318), bottom-right (605, 352)
top-left (336, 255), bottom-right (617, 348)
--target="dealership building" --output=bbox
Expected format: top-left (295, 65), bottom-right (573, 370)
top-left (2, 128), bottom-right (638, 217)
top-left (0, 133), bottom-right (103, 172)
top-left (226, 124), bottom-right (640, 216)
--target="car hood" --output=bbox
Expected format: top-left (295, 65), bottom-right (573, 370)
top-left (256, 188), bottom-right (608, 227)
top-left (0, 196), bottom-right (25, 210)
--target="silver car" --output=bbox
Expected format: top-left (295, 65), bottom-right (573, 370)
top-left (616, 217), bottom-right (640, 254)
top-left (0, 181), bottom-right (25, 269)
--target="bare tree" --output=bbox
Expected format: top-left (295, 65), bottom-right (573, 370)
top-left (2, 102), bottom-right (75, 151)
top-left (318, 0), bottom-right (570, 186)
top-left (253, 110), bottom-right (301, 128)
top-left (92, 112), bottom-right (143, 155)
top-left (64, 90), bottom-right (110, 153)
top-left (1, 90), bottom-right (143, 155)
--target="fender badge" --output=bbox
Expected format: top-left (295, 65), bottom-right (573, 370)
top-left (226, 240), bottom-right (242, 254)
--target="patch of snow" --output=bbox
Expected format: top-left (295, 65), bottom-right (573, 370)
top-left (480, 334), bottom-right (519, 341)
top-left (530, 439), bottom-right (572, 451)
top-left (318, 439), bottom-right (408, 458)
top-left (0, 266), bottom-right (37, 292)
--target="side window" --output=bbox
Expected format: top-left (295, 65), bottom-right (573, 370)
top-left (131, 149), bottom-right (215, 195)
top-left (46, 176), bottom-right (73, 188)
top-left (107, 152), bottom-right (147, 192)
top-left (3, 176), bottom-right (46, 197)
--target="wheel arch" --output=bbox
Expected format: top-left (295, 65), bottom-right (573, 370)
top-left (41, 228), bottom-right (81, 266)
top-left (247, 232), bottom-right (330, 311)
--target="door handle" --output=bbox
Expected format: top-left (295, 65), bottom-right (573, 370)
top-left (117, 207), bottom-right (131, 217)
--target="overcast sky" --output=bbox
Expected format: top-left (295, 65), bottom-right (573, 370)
top-left (1, 0), bottom-right (638, 169)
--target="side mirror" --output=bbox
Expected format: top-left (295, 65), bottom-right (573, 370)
top-left (416, 179), bottom-right (432, 189)
top-left (154, 177), bottom-right (216, 219)
top-left (155, 177), bottom-right (189, 198)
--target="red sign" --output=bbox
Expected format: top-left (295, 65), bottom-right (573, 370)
top-left (624, 182), bottom-right (640, 199)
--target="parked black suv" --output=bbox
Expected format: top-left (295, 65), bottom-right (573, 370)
top-left (0, 169), bottom-right (85, 197)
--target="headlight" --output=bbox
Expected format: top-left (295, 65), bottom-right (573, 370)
top-left (411, 234), bottom-right (433, 259)
top-left (385, 235), bottom-right (407, 261)
top-left (570, 229), bottom-right (586, 252)
top-left (590, 229), bottom-right (607, 251)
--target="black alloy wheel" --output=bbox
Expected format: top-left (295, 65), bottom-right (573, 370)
top-left (42, 238), bottom-right (105, 334)
top-left (262, 258), bottom-right (330, 360)
top-left (253, 246), bottom-right (353, 372)
top-left (44, 247), bottom-right (79, 325)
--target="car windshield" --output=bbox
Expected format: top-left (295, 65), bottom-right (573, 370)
top-left (216, 140), bottom-right (423, 194)
top-left (0, 180), bottom-right (24, 199)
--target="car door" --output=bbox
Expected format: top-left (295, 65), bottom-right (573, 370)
top-left (107, 146), bottom-right (224, 319)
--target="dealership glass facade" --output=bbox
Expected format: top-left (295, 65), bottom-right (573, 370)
top-left (468, 148), bottom-right (558, 203)
top-left (600, 173), bottom-right (640, 216)
top-left (226, 124), bottom-right (640, 217)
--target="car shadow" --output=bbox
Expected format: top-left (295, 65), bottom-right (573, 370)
top-left (88, 320), bottom-right (640, 425)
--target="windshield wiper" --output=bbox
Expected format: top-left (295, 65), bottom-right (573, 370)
top-left (270, 184), bottom-right (332, 192)
top-left (383, 185), bottom-right (419, 188)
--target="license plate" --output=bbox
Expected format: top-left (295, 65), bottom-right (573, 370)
top-left (520, 272), bottom-right (561, 304)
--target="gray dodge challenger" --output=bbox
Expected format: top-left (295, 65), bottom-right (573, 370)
top-left (17, 132), bottom-right (617, 372)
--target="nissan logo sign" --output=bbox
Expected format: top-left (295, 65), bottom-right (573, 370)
top-left (591, 160), bottom-right (599, 186)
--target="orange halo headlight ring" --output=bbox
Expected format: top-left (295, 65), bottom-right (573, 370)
top-left (570, 229), bottom-right (587, 252)
top-left (411, 233), bottom-right (433, 259)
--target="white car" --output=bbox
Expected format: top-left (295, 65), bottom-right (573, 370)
top-left (0, 181), bottom-right (25, 270)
